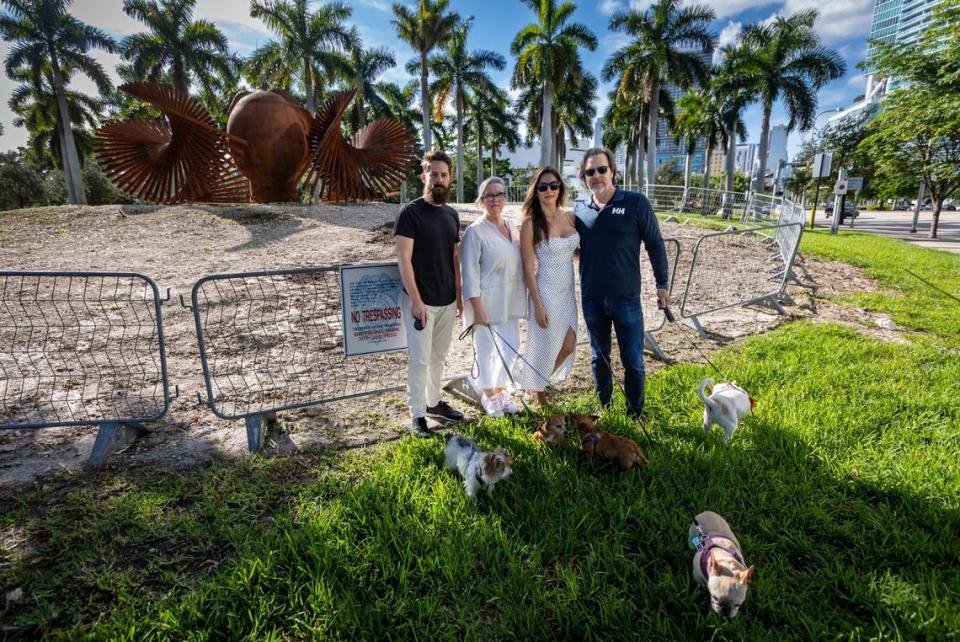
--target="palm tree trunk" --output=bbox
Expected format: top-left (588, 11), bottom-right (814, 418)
top-left (756, 104), bottom-right (772, 194)
top-left (702, 144), bottom-right (713, 213)
top-left (637, 147), bottom-right (645, 193)
top-left (540, 77), bottom-right (553, 167)
top-left (51, 59), bottom-right (85, 205)
top-left (490, 143), bottom-right (497, 176)
top-left (357, 80), bottom-right (367, 129)
top-left (476, 132), bottom-right (483, 189)
top-left (304, 60), bottom-right (315, 114)
top-left (625, 143), bottom-right (633, 189)
top-left (646, 78), bottom-right (660, 194)
top-left (682, 149), bottom-right (692, 209)
top-left (703, 144), bottom-right (713, 190)
top-left (724, 115), bottom-right (737, 218)
top-left (456, 93), bottom-right (464, 203)
top-left (420, 52), bottom-right (432, 151)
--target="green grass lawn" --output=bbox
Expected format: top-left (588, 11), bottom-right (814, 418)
top-left (1, 230), bottom-right (958, 640)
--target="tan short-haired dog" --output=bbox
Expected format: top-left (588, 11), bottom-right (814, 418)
top-left (689, 511), bottom-right (755, 618)
top-left (533, 414), bottom-right (567, 446)
top-left (571, 414), bottom-right (648, 470)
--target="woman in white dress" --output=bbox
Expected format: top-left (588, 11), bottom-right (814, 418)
top-left (519, 167), bottom-right (579, 405)
top-left (460, 176), bottom-right (527, 416)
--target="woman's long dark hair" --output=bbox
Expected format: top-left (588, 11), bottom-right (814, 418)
top-left (522, 166), bottom-right (567, 245)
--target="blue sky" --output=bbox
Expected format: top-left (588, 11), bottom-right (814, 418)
top-left (0, 0), bottom-right (876, 159)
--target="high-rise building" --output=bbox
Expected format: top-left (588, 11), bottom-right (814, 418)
top-left (766, 124), bottom-right (788, 170)
top-left (593, 118), bottom-right (603, 148)
top-left (734, 144), bottom-right (757, 176)
top-left (830, 0), bottom-right (943, 125)
top-left (654, 51), bottom-right (712, 175)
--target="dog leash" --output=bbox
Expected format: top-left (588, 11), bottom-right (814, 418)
top-left (660, 306), bottom-right (731, 382)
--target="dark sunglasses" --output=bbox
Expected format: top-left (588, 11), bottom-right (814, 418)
top-left (536, 181), bottom-right (562, 192)
top-left (584, 166), bottom-right (610, 177)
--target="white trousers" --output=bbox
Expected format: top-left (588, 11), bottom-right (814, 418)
top-left (402, 291), bottom-right (457, 418)
top-left (470, 319), bottom-right (521, 391)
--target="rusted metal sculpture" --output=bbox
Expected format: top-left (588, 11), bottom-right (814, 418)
top-left (95, 82), bottom-right (416, 204)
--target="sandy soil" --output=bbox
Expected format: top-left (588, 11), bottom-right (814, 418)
top-left (0, 202), bottom-right (902, 488)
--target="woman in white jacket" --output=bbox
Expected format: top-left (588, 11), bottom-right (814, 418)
top-left (460, 176), bottom-right (527, 416)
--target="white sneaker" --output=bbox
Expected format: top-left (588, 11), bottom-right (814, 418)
top-left (481, 393), bottom-right (504, 417)
top-left (499, 392), bottom-right (520, 414)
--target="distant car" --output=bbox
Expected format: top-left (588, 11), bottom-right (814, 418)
top-left (824, 201), bottom-right (859, 218)
top-left (942, 202), bottom-right (957, 211)
top-left (893, 200), bottom-right (912, 210)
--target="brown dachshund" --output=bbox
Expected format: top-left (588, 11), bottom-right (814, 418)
top-left (571, 413), bottom-right (649, 470)
top-left (533, 414), bottom-right (567, 447)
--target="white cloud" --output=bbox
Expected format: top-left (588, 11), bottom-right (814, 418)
top-left (68, 0), bottom-right (141, 36)
top-left (599, 0), bottom-right (623, 15)
top-left (783, 0), bottom-right (874, 44)
top-left (702, 0), bottom-right (778, 19)
top-left (712, 20), bottom-right (742, 64)
top-left (355, 0), bottom-right (392, 11)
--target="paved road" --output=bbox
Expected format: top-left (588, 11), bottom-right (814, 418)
top-left (809, 208), bottom-right (960, 254)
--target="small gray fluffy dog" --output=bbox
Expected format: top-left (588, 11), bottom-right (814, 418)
top-left (443, 434), bottom-right (513, 499)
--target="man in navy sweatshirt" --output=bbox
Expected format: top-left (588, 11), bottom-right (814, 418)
top-left (573, 147), bottom-right (671, 418)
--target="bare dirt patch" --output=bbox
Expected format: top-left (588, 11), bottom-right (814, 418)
top-left (0, 202), bottom-right (900, 488)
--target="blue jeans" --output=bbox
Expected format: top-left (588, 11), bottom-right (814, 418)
top-left (582, 294), bottom-right (646, 416)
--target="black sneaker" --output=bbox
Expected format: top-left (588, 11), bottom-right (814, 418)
top-left (426, 400), bottom-right (464, 422)
top-left (410, 417), bottom-right (434, 438)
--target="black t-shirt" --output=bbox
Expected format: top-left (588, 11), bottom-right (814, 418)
top-left (394, 197), bottom-right (460, 306)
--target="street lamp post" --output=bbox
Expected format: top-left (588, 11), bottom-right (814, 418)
top-left (807, 107), bottom-right (844, 228)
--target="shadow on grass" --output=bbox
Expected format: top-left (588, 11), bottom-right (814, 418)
top-left (1, 324), bottom-right (958, 640)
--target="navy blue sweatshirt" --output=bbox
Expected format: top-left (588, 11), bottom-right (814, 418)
top-left (574, 188), bottom-right (670, 297)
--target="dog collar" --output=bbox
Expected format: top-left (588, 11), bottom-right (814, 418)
top-left (584, 432), bottom-right (600, 446)
top-left (698, 535), bottom-right (745, 579)
top-left (475, 470), bottom-right (486, 486)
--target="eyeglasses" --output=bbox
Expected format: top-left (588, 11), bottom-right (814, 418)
top-left (482, 192), bottom-right (506, 201)
top-left (583, 166), bottom-right (610, 177)
top-left (536, 181), bottom-right (562, 192)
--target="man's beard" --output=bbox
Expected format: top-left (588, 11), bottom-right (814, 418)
top-left (425, 183), bottom-right (449, 204)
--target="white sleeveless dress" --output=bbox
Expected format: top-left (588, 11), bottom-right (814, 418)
top-left (520, 232), bottom-right (579, 391)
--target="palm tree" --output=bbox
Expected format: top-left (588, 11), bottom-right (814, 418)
top-left (739, 10), bottom-right (845, 193)
top-left (428, 20), bottom-right (505, 202)
top-left (391, 0), bottom-right (460, 152)
top-left (248, 0), bottom-right (353, 114)
top-left (604, 0), bottom-right (715, 193)
top-left (464, 86), bottom-right (519, 187)
top-left (511, 0), bottom-right (596, 167)
top-left (9, 63), bottom-right (100, 169)
top-left (551, 69), bottom-right (597, 170)
top-left (121, 0), bottom-right (233, 96)
top-left (0, 0), bottom-right (115, 204)
top-left (673, 90), bottom-right (706, 201)
top-left (713, 44), bottom-right (755, 214)
top-left (341, 38), bottom-right (396, 130)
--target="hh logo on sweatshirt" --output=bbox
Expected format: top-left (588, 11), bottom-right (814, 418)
top-left (611, 207), bottom-right (626, 215)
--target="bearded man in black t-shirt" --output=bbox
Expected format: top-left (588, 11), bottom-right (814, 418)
top-left (394, 150), bottom-right (465, 437)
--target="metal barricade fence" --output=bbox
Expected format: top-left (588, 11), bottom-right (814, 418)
top-left (645, 185), bottom-right (753, 220)
top-left (0, 271), bottom-right (171, 467)
top-left (678, 222), bottom-right (804, 328)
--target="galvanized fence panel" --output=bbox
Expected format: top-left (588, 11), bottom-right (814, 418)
top-left (190, 267), bottom-right (412, 421)
top-left (678, 222), bottom-right (804, 319)
top-left (0, 271), bottom-right (170, 429)
top-left (646, 185), bottom-right (752, 219)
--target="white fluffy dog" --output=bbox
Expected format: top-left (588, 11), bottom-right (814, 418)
top-left (697, 378), bottom-right (755, 444)
top-left (443, 434), bottom-right (513, 499)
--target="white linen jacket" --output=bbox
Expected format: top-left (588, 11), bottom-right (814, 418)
top-left (459, 216), bottom-right (527, 327)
